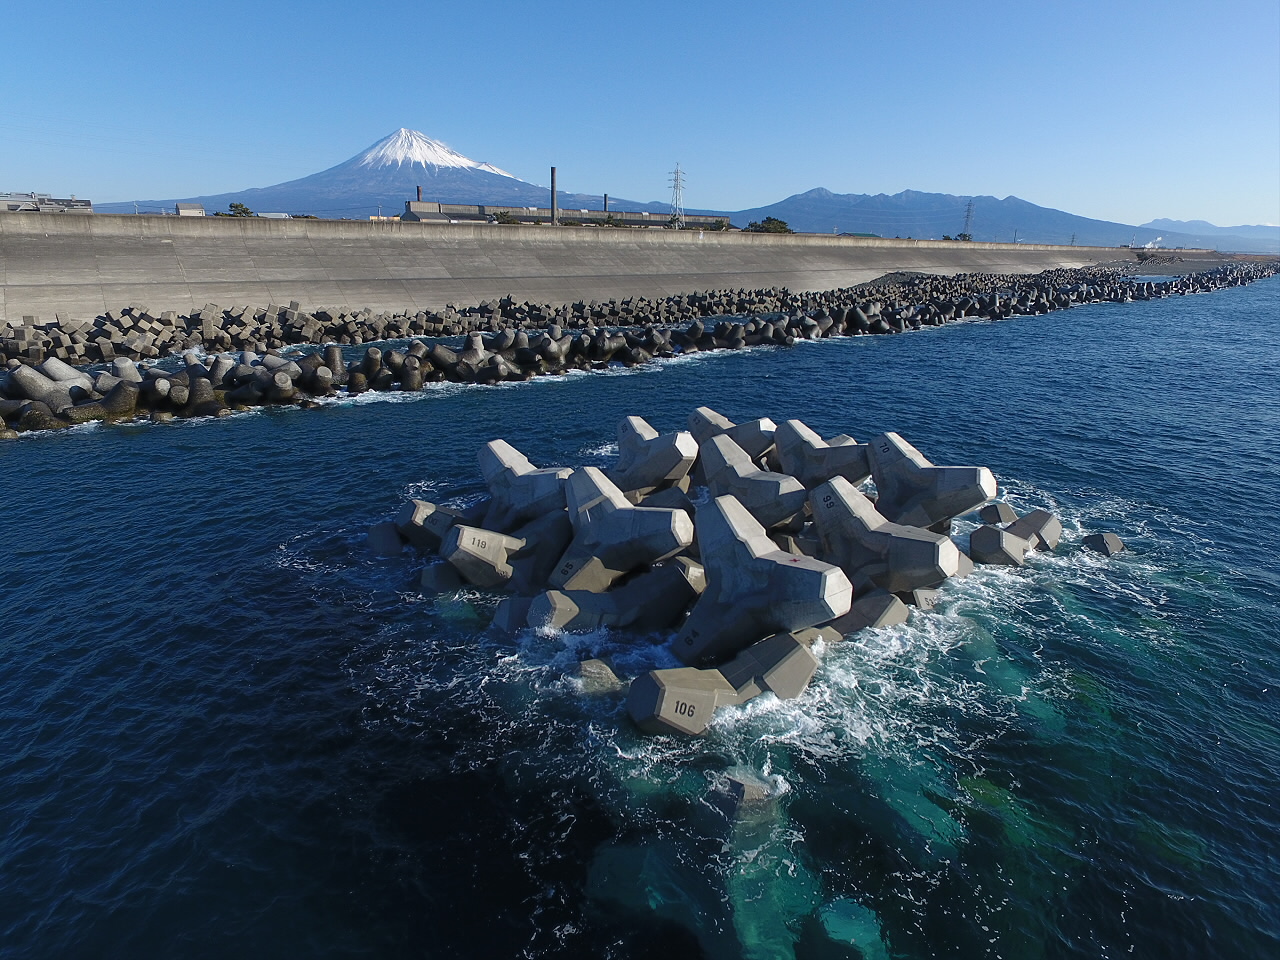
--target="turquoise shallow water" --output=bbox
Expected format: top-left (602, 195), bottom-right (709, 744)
top-left (2, 276), bottom-right (1278, 959)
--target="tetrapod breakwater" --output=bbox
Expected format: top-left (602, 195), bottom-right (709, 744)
top-left (1, 263), bottom-right (1275, 439)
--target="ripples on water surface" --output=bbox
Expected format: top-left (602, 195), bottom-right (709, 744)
top-left (2, 278), bottom-right (1278, 959)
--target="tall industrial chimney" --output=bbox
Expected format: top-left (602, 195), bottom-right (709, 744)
top-left (603, 194), bottom-right (609, 213)
top-left (417, 185), bottom-right (422, 202)
top-left (550, 167), bottom-right (558, 225)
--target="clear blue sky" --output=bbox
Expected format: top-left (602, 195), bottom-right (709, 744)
top-left (3, 0), bottom-right (1277, 226)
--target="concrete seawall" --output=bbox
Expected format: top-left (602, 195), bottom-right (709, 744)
top-left (0, 214), bottom-right (1194, 325)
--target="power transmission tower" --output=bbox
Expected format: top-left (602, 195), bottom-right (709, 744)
top-left (962, 199), bottom-right (974, 236)
top-left (1070, 233), bottom-right (1076, 246)
top-left (669, 164), bottom-right (686, 229)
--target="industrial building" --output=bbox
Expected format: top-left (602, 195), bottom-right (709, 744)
top-left (1, 192), bottom-right (93, 214)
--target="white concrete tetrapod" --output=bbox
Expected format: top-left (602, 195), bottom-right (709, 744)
top-left (549, 467), bottom-right (695, 593)
top-left (674, 495), bottom-right (852, 666)
top-left (867, 431), bottom-right (997, 528)
top-left (774, 419), bottom-right (871, 489)
top-left (478, 438), bottom-right (572, 532)
top-left (606, 415), bottom-right (698, 498)
top-left (506, 510), bottom-right (574, 594)
top-left (528, 557), bottom-right (705, 632)
top-left (701, 434), bottom-right (807, 531)
top-left (629, 626), bottom-right (836, 735)
top-left (823, 590), bottom-right (909, 636)
top-left (968, 525), bottom-right (1031, 566)
top-left (395, 499), bottom-right (464, 551)
top-left (441, 524), bottom-right (526, 588)
top-left (1005, 509), bottom-right (1062, 552)
top-left (626, 667), bottom-right (747, 735)
top-left (810, 476), bottom-right (961, 593)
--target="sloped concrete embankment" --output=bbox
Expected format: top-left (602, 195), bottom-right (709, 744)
top-left (0, 213), bottom-right (1172, 326)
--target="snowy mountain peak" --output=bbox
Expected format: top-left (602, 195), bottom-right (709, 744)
top-left (356, 128), bottom-right (519, 179)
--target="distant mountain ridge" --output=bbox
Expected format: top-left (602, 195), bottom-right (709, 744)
top-left (1139, 219), bottom-right (1280, 243)
top-left (734, 189), bottom-right (1279, 254)
top-left (95, 128), bottom-right (1278, 254)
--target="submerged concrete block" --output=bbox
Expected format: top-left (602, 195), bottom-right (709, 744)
top-left (674, 495), bottom-right (852, 666)
top-left (550, 467), bottom-right (694, 593)
top-left (774, 419), bottom-right (871, 489)
top-left (576, 659), bottom-right (623, 695)
top-left (1005, 508), bottom-right (1062, 552)
top-left (968, 525), bottom-right (1031, 566)
top-left (395, 499), bottom-right (464, 551)
top-left (1083, 532), bottom-right (1126, 556)
top-left (478, 438), bottom-right (572, 531)
top-left (367, 521), bottom-right (404, 557)
top-left (420, 562), bottom-right (465, 593)
top-left (701, 434), bottom-right (807, 530)
top-left (607, 415), bottom-right (698, 497)
top-left (810, 476), bottom-right (960, 593)
top-left (530, 557), bottom-right (704, 632)
top-left (441, 524), bottom-right (526, 588)
top-left (867, 432), bottom-right (997, 528)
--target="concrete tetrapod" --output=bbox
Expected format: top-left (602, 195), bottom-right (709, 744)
top-left (1005, 509), bottom-right (1063, 552)
top-left (824, 590), bottom-right (910, 636)
top-left (867, 431), bottom-right (997, 529)
top-left (478, 438), bottom-right (572, 532)
top-left (968, 525), bottom-right (1031, 566)
top-left (688, 406), bottom-right (777, 461)
top-left (528, 557), bottom-right (705, 632)
top-left (629, 626), bottom-right (837, 735)
top-left (395, 499), bottom-right (464, 551)
top-left (441, 524), bottom-right (526, 588)
top-left (774, 419), bottom-right (871, 489)
top-left (550, 467), bottom-right (695, 593)
top-left (674, 495), bottom-right (852, 666)
top-left (1083, 532), bottom-right (1126, 556)
top-left (701, 434), bottom-right (808, 531)
top-left (810, 476), bottom-right (961, 593)
top-left (606, 415), bottom-right (698, 498)
top-left (506, 510), bottom-right (575, 594)
top-left (978, 502), bottom-right (1018, 525)
top-left (626, 667), bottom-right (744, 735)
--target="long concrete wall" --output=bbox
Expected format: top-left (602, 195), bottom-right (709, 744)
top-left (0, 213), bottom-right (1182, 325)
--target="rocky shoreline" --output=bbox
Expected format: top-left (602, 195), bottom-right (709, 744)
top-left (1, 262), bottom-right (1275, 439)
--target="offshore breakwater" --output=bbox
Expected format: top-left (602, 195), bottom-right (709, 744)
top-left (1, 263), bottom-right (1276, 438)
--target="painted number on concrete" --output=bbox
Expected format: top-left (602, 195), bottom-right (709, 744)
top-left (673, 701), bottom-right (696, 717)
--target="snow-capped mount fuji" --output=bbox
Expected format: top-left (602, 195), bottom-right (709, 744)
top-left (355, 128), bottom-right (518, 179)
top-left (97, 128), bottom-right (667, 219)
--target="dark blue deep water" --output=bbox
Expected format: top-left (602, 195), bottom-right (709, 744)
top-left (3, 277), bottom-right (1278, 959)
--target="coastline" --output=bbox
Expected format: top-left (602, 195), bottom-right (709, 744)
top-left (2, 262), bottom-right (1275, 439)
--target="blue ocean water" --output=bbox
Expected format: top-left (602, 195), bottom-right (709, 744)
top-left (2, 276), bottom-right (1278, 959)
